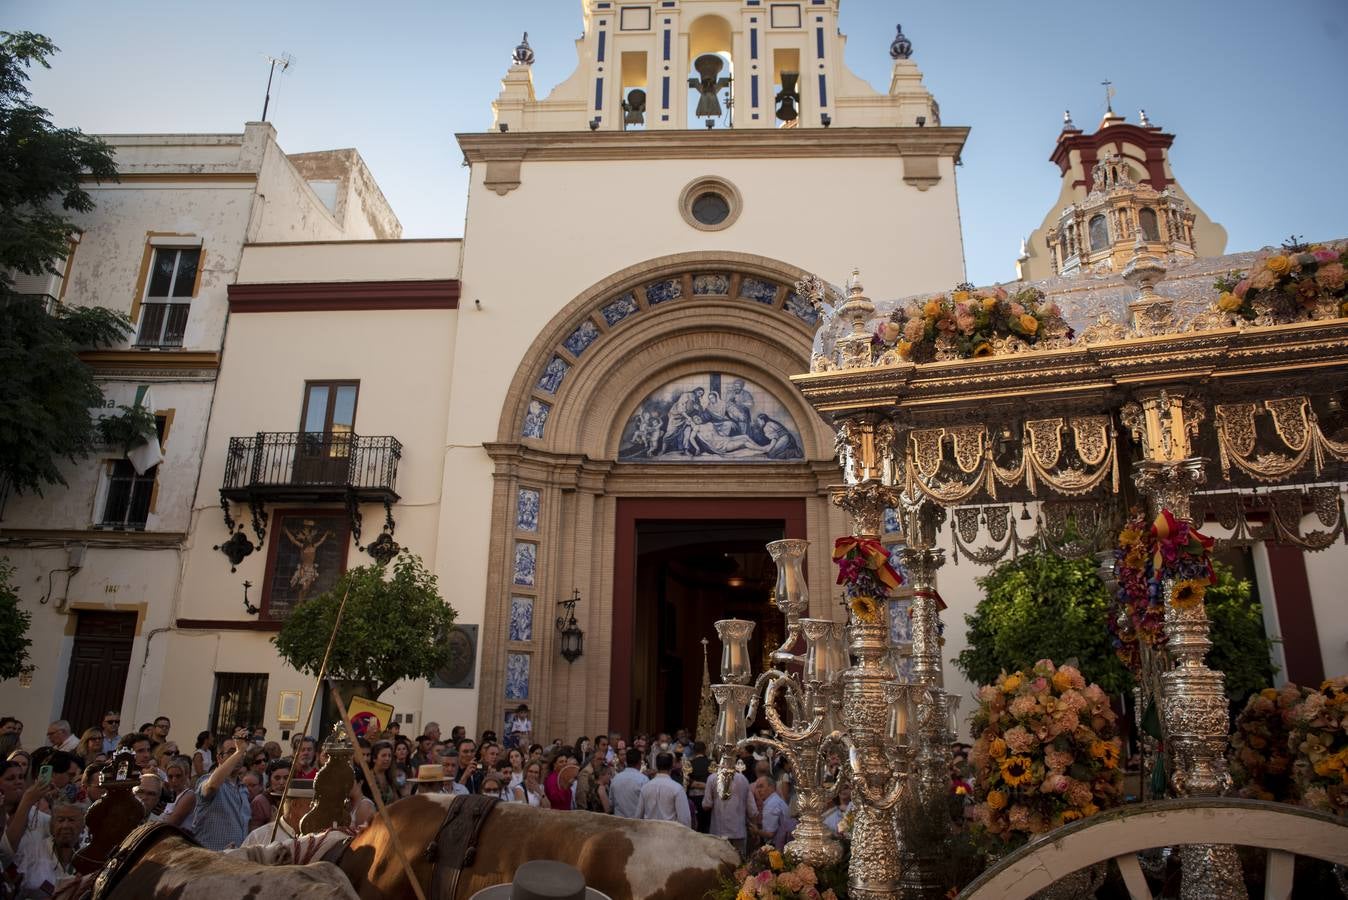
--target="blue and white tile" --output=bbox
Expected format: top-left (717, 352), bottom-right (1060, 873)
top-left (883, 507), bottom-right (901, 535)
top-left (516, 488), bottom-right (540, 532)
top-left (512, 542), bottom-right (537, 587)
top-left (505, 652), bottom-right (530, 700)
top-left (601, 293), bottom-right (639, 326)
top-left (563, 319), bottom-right (600, 357)
top-left (644, 278), bottom-right (682, 305)
top-left (739, 277), bottom-right (779, 305)
top-left (521, 400), bottom-right (550, 440)
top-left (887, 596), bottom-right (913, 647)
top-left (509, 596), bottom-right (534, 642)
top-left (784, 290), bottom-right (820, 325)
top-left (692, 273), bottom-right (730, 295)
top-left (536, 357), bottom-right (570, 395)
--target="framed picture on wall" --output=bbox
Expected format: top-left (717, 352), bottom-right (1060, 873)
top-left (262, 510), bottom-right (349, 620)
top-left (430, 624), bottom-right (478, 689)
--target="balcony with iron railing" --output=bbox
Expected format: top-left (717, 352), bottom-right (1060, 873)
top-left (220, 432), bottom-right (402, 503)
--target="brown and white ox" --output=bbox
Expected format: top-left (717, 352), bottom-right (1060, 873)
top-left (337, 794), bottom-right (739, 900)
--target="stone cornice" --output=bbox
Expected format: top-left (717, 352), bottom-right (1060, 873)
top-left (80, 350), bottom-right (221, 375)
top-left (456, 126), bottom-right (969, 164)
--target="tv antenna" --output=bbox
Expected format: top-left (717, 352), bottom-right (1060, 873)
top-left (261, 52), bottom-right (294, 122)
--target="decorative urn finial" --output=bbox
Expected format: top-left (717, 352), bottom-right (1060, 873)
top-left (1063, 109), bottom-right (1076, 130)
top-left (1138, 108), bottom-right (1151, 127)
top-left (512, 32), bottom-right (535, 66)
top-left (889, 24), bottom-right (913, 60)
top-left (846, 267), bottom-right (865, 299)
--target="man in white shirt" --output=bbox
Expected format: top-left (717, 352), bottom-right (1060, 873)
top-left (635, 753), bottom-right (691, 828)
top-left (239, 780), bottom-right (314, 847)
top-left (703, 768), bottom-right (757, 857)
top-left (756, 776), bottom-right (797, 851)
top-left (5, 794), bottom-right (83, 898)
top-left (609, 748), bottom-right (648, 818)
top-left (44, 721), bottom-right (80, 754)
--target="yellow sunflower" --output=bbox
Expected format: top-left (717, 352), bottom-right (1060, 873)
top-left (1059, 809), bottom-right (1082, 824)
top-left (849, 595), bottom-right (881, 624)
top-left (1090, 740), bottom-right (1120, 769)
top-left (1170, 578), bottom-right (1209, 609)
top-left (972, 342), bottom-right (994, 358)
top-left (1000, 755), bottom-right (1034, 787)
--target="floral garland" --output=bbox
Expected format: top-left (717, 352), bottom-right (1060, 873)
top-left (833, 536), bottom-right (904, 625)
top-left (710, 846), bottom-right (846, 900)
top-left (1229, 684), bottom-right (1311, 803)
top-left (1288, 676), bottom-right (1348, 816)
top-left (1212, 238), bottom-right (1348, 322)
top-left (1109, 508), bottom-right (1216, 670)
top-left (872, 284), bottom-right (1071, 362)
top-left (968, 660), bottom-right (1123, 849)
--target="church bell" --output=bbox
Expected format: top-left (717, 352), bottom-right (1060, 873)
top-left (623, 88), bottom-right (647, 126)
top-left (688, 53), bottom-right (731, 119)
top-left (776, 72), bottom-right (800, 123)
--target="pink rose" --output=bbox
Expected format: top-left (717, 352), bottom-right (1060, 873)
top-left (1032, 677), bottom-right (1050, 693)
top-left (1009, 302), bottom-right (1026, 317)
top-left (1041, 772), bottom-right (1069, 793)
top-left (956, 312), bottom-right (976, 334)
top-left (1314, 249), bottom-right (1338, 263)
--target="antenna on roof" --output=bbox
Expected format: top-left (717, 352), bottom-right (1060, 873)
top-left (261, 52), bottom-right (294, 122)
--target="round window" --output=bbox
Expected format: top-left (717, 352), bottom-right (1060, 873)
top-left (679, 177), bottom-right (742, 232)
top-left (691, 192), bottom-right (731, 226)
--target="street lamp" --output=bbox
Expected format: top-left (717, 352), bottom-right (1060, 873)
top-left (556, 589), bottom-right (585, 663)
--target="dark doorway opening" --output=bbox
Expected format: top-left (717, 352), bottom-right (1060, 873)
top-left (633, 519), bottom-right (781, 735)
top-left (61, 611), bottom-right (136, 737)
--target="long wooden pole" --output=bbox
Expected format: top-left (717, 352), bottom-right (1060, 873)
top-left (269, 585), bottom-right (350, 844)
top-left (331, 688), bottom-right (429, 900)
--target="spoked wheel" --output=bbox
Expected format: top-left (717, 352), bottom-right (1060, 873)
top-left (957, 798), bottom-right (1348, 900)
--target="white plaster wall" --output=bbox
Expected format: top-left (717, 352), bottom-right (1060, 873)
top-left (236, 240), bottom-right (461, 284)
top-left (1302, 519), bottom-right (1348, 680)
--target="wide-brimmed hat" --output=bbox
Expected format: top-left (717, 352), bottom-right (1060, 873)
top-left (468, 860), bottom-right (611, 900)
top-left (406, 764), bottom-right (449, 783)
top-left (284, 778), bottom-right (315, 799)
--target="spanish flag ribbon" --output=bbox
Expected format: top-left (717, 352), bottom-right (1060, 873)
top-left (833, 536), bottom-right (904, 589)
top-left (1150, 508), bottom-right (1215, 570)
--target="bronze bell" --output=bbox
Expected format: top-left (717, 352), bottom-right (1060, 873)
top-left (776, 72), bottom-right (800, 122)
top-left (688, 53), bottom-right (731, 119)
top-left (623, 88), bottom-right (647, 126)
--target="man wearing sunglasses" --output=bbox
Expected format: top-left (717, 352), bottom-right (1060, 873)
top-left (99, 712), bottom-right (122, 755)
top-left (192, 729), bottom-right (251, 851)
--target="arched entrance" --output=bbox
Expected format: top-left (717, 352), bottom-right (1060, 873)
top-left (479, 253), bottom-right (847, 741)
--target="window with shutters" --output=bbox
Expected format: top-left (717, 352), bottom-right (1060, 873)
top-left (134, 247), bottom-right (200, 348)
top-left (211, 673), bottom-right (270, 737)
top-left (97, 416), bottom-right (166, 530)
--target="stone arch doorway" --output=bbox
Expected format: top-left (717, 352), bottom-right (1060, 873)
top-left (479, 253), bottom-right (846, 742)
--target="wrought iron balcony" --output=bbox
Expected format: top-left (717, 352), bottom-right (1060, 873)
top-left (220, 432), bottom-right (402, 503)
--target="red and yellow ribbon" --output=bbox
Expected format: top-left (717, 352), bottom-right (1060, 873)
top-left (833, 536), bottom-right (904, 590)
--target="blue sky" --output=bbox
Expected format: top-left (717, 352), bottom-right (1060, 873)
top-left (11, 0), bottom-right (1348, 285)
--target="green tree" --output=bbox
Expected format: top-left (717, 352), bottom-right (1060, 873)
top-left (0, 31), bottom-right (126, 497)
top-left (0, 560), bottom-right (34, 680)
top-left (955, 550), bottom-right (1132, 695)
top-left (272, 554), bottom-right (457, 699)
top-left (1204, 563), bottom-right (1275, 704)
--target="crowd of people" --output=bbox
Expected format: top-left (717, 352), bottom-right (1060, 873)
top-left (0, 705), bottom-right (969, 897)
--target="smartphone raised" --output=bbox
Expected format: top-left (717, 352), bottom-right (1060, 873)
top-left (37, 764), bottom-right (53, 785)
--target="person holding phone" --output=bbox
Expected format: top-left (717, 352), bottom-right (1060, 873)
top-left (3, 769), bottom-right (85, 898)
top-left (190, 732), bottom-right (250, 850)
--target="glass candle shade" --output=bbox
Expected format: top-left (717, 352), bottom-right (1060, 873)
top-left (715, 618), bottom-right (755, 685)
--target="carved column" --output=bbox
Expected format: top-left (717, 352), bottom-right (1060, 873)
top-left (1122, 393), bottom-right (1247, 900)
top-left (830, 413), bottom-right (900, 538)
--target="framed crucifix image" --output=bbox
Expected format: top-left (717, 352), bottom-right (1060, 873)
top-left (262, 510), bottom-right (349, 620)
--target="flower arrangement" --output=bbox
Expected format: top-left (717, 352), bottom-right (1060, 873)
top-left (968, 660), bottom-right (1123, 849)
top-left (1229, 684), bottom-right (1311, 803)
top-left (710, 846), bottom-right (845, 900)
top-left (1212, 237), bottom-right (1348, 323)
top-left (1287, 676), bottom-right (1348, 816)
top-left (832, 537), bottom-right (904, 624)
top-left (1108, 508), bottom-right (1215, 671)
top-left (873, 284), bottom-right (1071, 362)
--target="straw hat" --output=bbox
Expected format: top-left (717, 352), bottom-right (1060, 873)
top-left (406, 764), bottom-right (449, 783)
top-left (468, 860), bottom-right (611, 900)
top-left (285, 778), bottom-right (316, 799)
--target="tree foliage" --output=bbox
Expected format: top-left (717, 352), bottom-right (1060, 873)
top-left (0, 31), bottom-right (126, 496)
top-left (0, 559), bottom-right (34, 681)
top-left (955, 550), bottom-right (1132, 695)
top-left (272, 554), bottom-right (457, 699)
top-left (955, 549), bottom-right (1276, 704)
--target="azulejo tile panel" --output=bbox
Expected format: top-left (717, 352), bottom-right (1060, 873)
top-left (692, 273), bottom-right (731, 295)
top-left (516, 488), bottom-right (540, 532)
top-left (784, 289), bottom-right (820, 325)
top-left (505, 652), bottom-right (530, 700)
top-left (563, 319), bottom-right (601, 357)
top-left (619, 372), bottom-right (806, 462)
top-left (644, 278), bottom-right (682, 305)
top-left (512, 542), bottom-right (537, 587)
top-left (509, 596), bottom-right (534, 642)
top-left (521, 399), bottom-right (550, 440)
top-left (601, 292), bottom-right (640, 326)
top-left (739, 277), bottom-right (780, 304)
top-left (536, 357), bottom-right (571, 395)
top-left (883, 507), bottom-right (901, 535)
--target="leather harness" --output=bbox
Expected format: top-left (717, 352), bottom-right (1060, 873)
top-left (90, 821), bottom-right (196, 900)
top-left (423, 795), bottom-right (499, 900)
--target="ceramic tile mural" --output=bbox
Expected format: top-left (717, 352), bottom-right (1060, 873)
top-left (521, 400), bottom-right (550, 439)
top-left (601, 293), bottom-right (640, 326)
top-left (516, 488), bottom-right (540, 532)
top-left (512, 542), bottom-right (537, 587)
top-left (618, 373), bottom-right (805, 462)
top-left (784, 290), bottom-right (820, 325)
top-left (505, 652), bottom-right (530, 700)
top-left (644, 278), bottom-right (682, 305)
top-left (883, 508), bottom-right (900, 535)
top-left (739, 277), bottom-right (779, 304)
top-left (563, 319), bottom-right (601, 357)
top-left (692, 273), bottom-right (730, 295)
top-left (536, 357), bottom-right (570, 395)
top-left (509, 596), bottom-right (534, 642)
